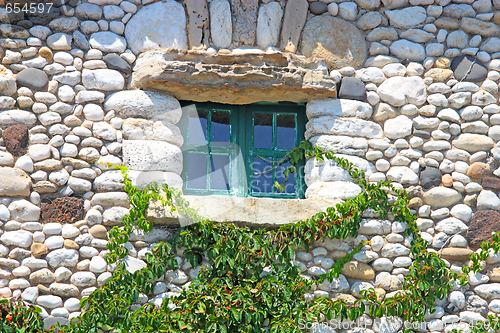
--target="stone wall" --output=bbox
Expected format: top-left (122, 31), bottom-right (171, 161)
top-left (1, 0), bottom-right (500, 330)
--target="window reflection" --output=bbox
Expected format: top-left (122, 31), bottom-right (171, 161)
top-left (189, 109), bottom-right (208, 145)
top-left (254, 113), bottom-right (272, 149)
top-left (211, 155), bottom-right (230, 190)
top-left (275, 161), bottom-right (296, 194)
top-left (277, 114), bottom-right (296, 150)
top-left (251, 157), bottom-right (273, 193)
top-left (187, 153), bottom-right (207, 189)
top-left (211, 111), bottom-right (230, 146)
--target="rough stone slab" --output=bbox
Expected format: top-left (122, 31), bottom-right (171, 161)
top-left (230, 0), bottom-right (258, 46)
top-left (129, 50), bottom-right (336, 104)
top-left (185, 0), bottom-right (210, 49)
top-left (82, 69), bottom-right (124, 91)
top-left (147, 195), bottom-right (341, 227)
top-left (467, 210), bottom-right (500, 250)
top-left (123, 140), bottom-right (183, 174)
top-left (309, 135), bottom-right (368, 157)
top-left (280, 0), bottom-right (308, 53)
top-left (305, 181), bottom-right (362, 200)
top-left (305, 117), bottom-right (383, 140)
top-left (301, 16), bottom-right (367, 68)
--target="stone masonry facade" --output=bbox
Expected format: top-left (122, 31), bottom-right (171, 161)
top-left (1, 0), bottom-right (500, 330)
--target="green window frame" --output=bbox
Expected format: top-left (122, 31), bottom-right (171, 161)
top-left (179, 102), bottom-right (306, 199)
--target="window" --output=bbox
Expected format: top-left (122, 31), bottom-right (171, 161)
top-left (179, 102), bottom-right (306, 199)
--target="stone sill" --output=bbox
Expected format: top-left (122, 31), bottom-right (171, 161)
top-left (146, 195), bottom-right (340, 228)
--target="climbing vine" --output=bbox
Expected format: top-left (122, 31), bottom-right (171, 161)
top-left (5, 140), bottom-right (500, 333)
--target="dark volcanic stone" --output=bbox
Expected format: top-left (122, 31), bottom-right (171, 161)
top-left (482, 177), bottom-right (500, 192)
top-left (451, 55), bottom-right (488, 82)
top-left (338, 77), bottom-right (366, 101)
top-left (2, 124), bottom-right (28, 157)
top-left (41, 197), bottom-right (84, 224)
top-left (309, 1), bottom-right (328, 15)
top-left (103, 53), bottom-right (131, 74)
top-left (466, 210), bottom-right (500, 250)
top-left (27, 5), bottom-right (60, 25)
top-left (413, 130), bottom-right (431, 139)
top-left (16, 68), bottom-right (49, 91)
top-left (420, 167), bottom-right (441, 189)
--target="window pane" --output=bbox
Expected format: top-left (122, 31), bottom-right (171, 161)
top-left (189, 109), bottom-right (208, 145)
top-left (254, 113), bottom-right (273, 149)
top-left (211, 155), bottom-right (230, 190)
top-left (275, 161), bottom-right (296, 194)
top-left (277, 114), bottom-right (296, 150)
top-left (251, 157), bottom-right (273, 194)
top-left (187, 153), bottom-right (207, 189)
top-left (211, 111), bottom-right (230, 146)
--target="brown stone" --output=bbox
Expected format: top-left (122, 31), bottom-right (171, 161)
top-left (408, 197), bottom-right (423, 208)
top-left (185, 0), bottom-right (210, 49)
top-left (460, 17), bottom-right (499, 37)
top-left (0, 167), bottom-right (31, 197)
top-left (331, 293), bottom-right (357, 305)
top-left (130, 49), bottom-right (337, 104)
top-left (38, 47), bottom-right (53, 61)
top-left (442, 174), bottom-right (453, 187)
top-left (89, 225), bottom-right (108, 239)
top-left (29, 268), bottom-right (55, 284)
top-left (41, 197), bottom-right (84, 224)
top-left (64, 239), bottom-right (79, 249)
top-left (38, 284), bottom-right (51, 294)
top-left (280, 0), bottom-right (309, 53)
top-left (33, 181), bottom-right (58, 193)
top-left (372, 103), bottom-right (397, 122)
top-left (434, 17), bottom-right (460, 30)
top-left (2, 124), bottom-right (28, 156)
top-left (341, 261), bottom-right (375, 280)
top-left (435, 57), bottom-right (451, 69)
top-left (230, 0), bottom-right (258, 46)
top-left (494, 11), bottom-right (500, 25)
top-left (439, 248), bottom-right (473, 262)
top-left (466, 210), bottom-right (500, 250)
top-left (330, 250), bottom-right (347, 260)
top-left (467, 162), bottom-right (491, 179)
top-left (488, 267), bottom-right (500, 282)
top-left (375, 288), bottom-right (386, 302)
top-left (464, 194), bottom-right (477, 208)
top-left (424, 68), bottom-right (453, 82)
top-left (31, 243), bottom-right (48, 258)
top-left (301, 16), bottom-right (367, 68)
top-left (482, 177), bottom-right (500, 192)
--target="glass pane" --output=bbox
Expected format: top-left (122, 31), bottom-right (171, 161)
top-left (189, 109), bottom-right (208, 145)
top-left (275, 161), bottom-right (296, 194)
top-left (251, 157), bottom-right (273, 194)
top-left (254, 113), bottom-right (273, 149)
top-left (211, 111), bottom-right (230, 146)
top-left (277, 114), bottom-right (296, 150)
top-left (210, 155), bottom-right (230, 190)
top-left (187, 153), bottom-right (207, 189)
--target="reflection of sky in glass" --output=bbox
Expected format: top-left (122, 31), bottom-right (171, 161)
top-left (252, 157), bottom-right (273, 193)
top-left (254, 113), bottom-right (272, 149)
top-left (211, 155), bottom-right (230, 190)
top-left (189, 109), bottom-right (208, 145)
top-left (211, 111), bottom-right (230, 146)
top-left (187, 153), bottom-right (207, 189)
top-left (277, 114), bottom-right (296, 150)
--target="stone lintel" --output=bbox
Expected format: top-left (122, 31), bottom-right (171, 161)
top-left (128, 49), bottom-right (337, 104)
top-left (146, 195), bottom-right (341, 228)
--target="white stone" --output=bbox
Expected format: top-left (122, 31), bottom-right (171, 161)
top-left (46, 249), bottom-right (79, 268)
top-left (305, 117), bottom-right (383, 140)
top-left (385, 6), bottom-right (427, 29)
top-left (377, 76), bottom-right (427, 107)
top-left (125, 0), bottom-right (188, 54)
top-left (256, 2), bottom-right (283, 49)
top-left (122, 140), bottom-right (182, 173)
top-left (1, 230), bottom-right (32, 248)
top-left (435, 218), bottom-right (468, 234)
top-left (82, 69), bottom-right (124, 91)
top-left (37, 295), bottom-right (62, 309)
top-left (477, 190), bottom-right (500, 210)
top-left (71, 272), bottom-right (96, 287)
top-left (90, 32), bottom-right (127, 53)
top-left (386, 166), bottom-right (419, 185)
top-left (384, 115), bottom-right (413, 139)
top-left (306, 99), bottom-right (373, 120)
top-left (9, 199), bottom-right (40, 222)
top-left (305, 181), bottom-right (362, 200)
top-left (104, 90), bottom-right (182, 124)
top-left (89, 256), bottom-right (107, 273)
top-left (390, 39), bottom-right (426, 62)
